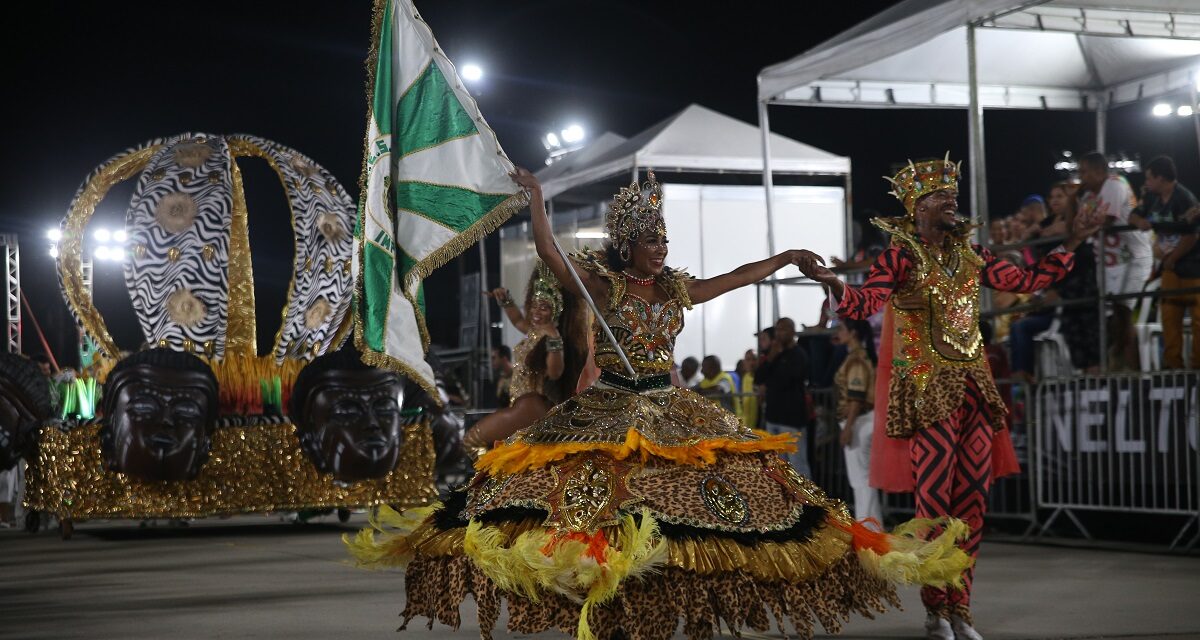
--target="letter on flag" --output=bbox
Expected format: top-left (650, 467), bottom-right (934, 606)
top-left (355, 0), bottom-right (528, 396)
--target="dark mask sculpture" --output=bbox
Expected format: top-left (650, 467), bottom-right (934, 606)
top-left (0, 354), bottom-right (54, 470)
top-left (101, 349), bottom-right (219, 482)
top-left (291, 349), bottom-right (406, 483)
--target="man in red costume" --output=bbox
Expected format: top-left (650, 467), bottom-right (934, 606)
top-left (797, 155), bottom-right (1101, 640)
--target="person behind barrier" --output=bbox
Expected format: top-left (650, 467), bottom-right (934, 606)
top-left (695, 355), bottom-right (735, 412)
top-left (756, 317), bottom-right (812, 479)
top-left (1078, 151), bottom-right (1151, 309)
top-left (831, 318), bottom-right (881, 528)
top-left (1131, 156), bottom-right (1200, 369)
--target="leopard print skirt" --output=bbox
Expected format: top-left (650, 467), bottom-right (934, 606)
top-left (401, 553), bottom-right (898, 640)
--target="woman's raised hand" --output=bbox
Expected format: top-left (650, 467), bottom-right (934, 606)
top-left (510, 167), bottom-right (541, 192)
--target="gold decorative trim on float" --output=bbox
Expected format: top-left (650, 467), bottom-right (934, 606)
top-left (60, 145), bottom-right (162, 359)
top-left (224, 154), bottom-right (257, 355)
top-left (24, 419), bottom-right (436, 520)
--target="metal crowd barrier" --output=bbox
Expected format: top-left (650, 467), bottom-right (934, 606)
top-left (1032, 370), bottom-right (1200, 549)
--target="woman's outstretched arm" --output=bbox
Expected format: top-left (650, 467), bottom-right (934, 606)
top-left (686, 251), bottom-right (805, 305)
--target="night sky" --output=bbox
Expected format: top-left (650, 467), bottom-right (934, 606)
top-left (6, 1), bottom-right (1200, 363)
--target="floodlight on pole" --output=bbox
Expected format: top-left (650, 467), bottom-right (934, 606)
top-left (46, 228), bottom-right (62, 242)
top-left (561, 124), bottom-right (585, 144)
top-left (94, 228), bottom-right (111, 243)
top-left (543, 132), bottom-right (561, 150)
top-left (113, 229), bottom-right (128, 243)
top-left (1179, 105), bottom-right (1195, 117)
top-left (48, 246), bottom-right (59, 259)
top-left (461, 63), bottom-right (483, 82)
top-left (1152, 103), bottom-right (1173, 117)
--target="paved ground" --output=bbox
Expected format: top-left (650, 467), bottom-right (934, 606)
top-left (2, 514), bottom-right (1198, 640)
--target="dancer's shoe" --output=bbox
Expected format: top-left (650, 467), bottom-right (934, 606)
top-left (924, 614), bottom-right (954, 640)
top-left (951, 614), bottom-right (983, 640)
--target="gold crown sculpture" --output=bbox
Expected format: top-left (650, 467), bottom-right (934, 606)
top-left (606, 170), bottom-right (666, 260)
top-left (884, 152), bottom-right (961, 215)
top-left (27, 133), bottom-right (435, 526)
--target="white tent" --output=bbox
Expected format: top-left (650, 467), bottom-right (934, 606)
top-left (757, 0), bottom-right (1200, 220)
top-left (498, 104), bottom-right (851, 368)
top-left (541, 104), bottom-right (850, 199)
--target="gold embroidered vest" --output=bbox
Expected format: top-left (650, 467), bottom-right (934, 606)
top-left (876, 221), bottom-right (1006, 437)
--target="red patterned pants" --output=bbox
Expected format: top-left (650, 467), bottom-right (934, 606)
top-left (909, 377), bottom-right (992, 616)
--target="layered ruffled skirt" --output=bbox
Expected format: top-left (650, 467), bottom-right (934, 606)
top-left (347, 385), bottom-right (972, 640)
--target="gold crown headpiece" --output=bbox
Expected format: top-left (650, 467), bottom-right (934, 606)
top-left (530, 260), bottom-right (563, 321)
top-left (884, 152), bottom-right (961, 215)
top-left (606, 170), bottom-right (666, 261)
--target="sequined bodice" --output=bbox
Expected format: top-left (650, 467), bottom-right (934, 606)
top-left (509, 330), bottom-right (545, 403)
top-left (593, 293), bottom-right (684, 375)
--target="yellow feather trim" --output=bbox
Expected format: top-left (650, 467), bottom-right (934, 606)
top-left (342, 503), bottom-right (441, 569)
top-left (476, 428), bottom-right (797, 475)
top-left (854, 517), bottom-right (973, 588)
top-left (462, 510), bottom-right (667, 640)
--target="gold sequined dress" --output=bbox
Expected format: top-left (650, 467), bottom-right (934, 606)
top-left (347, 250), bottom-right (974, 640)
top-left (508, 328), bottom-right (549, 405)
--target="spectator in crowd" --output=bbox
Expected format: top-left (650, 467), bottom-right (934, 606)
top-left (987, 213), bottom-right (1033, 342)
top-left (1043, 182), bottom-right (1074, 238)
top-left (1078, 151), bottom-right (1149, 368)
top-left (831, 318), bottom-right (881, 527)
top-left (1130, 155), bottom-right (1200, 369)
top-left (1079, 151), bottom-right (1150, 297)
top-left (696, 355), bottom-right (736, 412)
top-left (1008, 184), bottom-right (1101, 380)
top-left (756, 317), bottom-right (812, 478)
top-left (738, 349), bottom-right (760, 429)
top-left (756, 327), bottom-right (775, 357)
top-left (489, 345), bottom-right (513, 408)
top-left (678, 356), bottom-right (701, 388)
top-left (1016, 194), bottom-right (1062, 260)
top-left (1052, 182), bottom-right (1103, 373)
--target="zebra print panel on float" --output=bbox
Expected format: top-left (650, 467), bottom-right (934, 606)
top-left (125, 133), bottom-right (232, 357)
top-left (227, 135), bottom-right (355, 364)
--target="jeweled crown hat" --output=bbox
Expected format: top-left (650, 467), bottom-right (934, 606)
top-left (530, 259), bottom-right (564, 321)
top-left (606, 170), bottom-right (666, 261)
top-left (884, 152), bottom-right (961, 215)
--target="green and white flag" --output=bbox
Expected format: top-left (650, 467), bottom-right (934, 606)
top-left (355, 0), bottom-right (528, 395)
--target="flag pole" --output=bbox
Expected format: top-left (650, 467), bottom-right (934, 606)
top-left (548, 237), bottom-right (639, 380)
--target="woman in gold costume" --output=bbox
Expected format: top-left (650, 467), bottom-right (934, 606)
top-left (464, 263), bottom-right (589, 454)
top-left (348, 169), bottom-right (973, 640)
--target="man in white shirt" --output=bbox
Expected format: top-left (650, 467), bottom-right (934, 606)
top-left (1077, 151), bottom-right (1152, 309)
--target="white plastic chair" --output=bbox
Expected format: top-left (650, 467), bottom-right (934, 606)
top-left (1032, 313), bottom-right (1074, 379)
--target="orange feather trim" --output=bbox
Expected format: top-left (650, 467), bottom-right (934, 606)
top-left (475, 428), bottom-right (797, 475)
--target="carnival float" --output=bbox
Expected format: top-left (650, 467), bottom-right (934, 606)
top-left (22, 133), bottom-right (437, 538)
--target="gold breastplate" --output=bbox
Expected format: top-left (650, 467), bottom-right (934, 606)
top-left (891, 236), bottom-right (984, 390)
top-left (592, 293), bottom-right (683, 375)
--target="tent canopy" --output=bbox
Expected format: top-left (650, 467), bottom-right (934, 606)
top-left (538, 104), bottom-right (850, 199)
top-left (759, 0), bottom-right (1200, 109)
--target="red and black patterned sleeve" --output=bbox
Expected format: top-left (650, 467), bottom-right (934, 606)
top-left (836, 246), bottom-right (911, 320)
top-left (975, 244), bottom-right (1074, 292)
